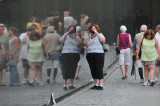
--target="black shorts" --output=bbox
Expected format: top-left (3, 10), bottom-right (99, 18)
top-left (22, 59), bottom-right (30, 69)
top-left (0, 58), bottom-right (7, 70)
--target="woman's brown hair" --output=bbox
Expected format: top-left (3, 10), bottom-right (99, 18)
top-left (29, 31), bottom-right (41, 41)
top-left (89, 24), bottom-right (100, 33)
top-left (67, 25), bottom-right (76, 33)
top-left (9, 27), bottom-right (18, 35)
top-left (144, 29), bottom-right (155, 39)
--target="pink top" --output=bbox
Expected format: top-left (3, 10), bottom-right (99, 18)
top-left (119, 33), bottom-right (130, 50)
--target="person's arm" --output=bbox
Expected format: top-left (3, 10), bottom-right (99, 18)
top-left (96, 33), bottom-right (106, 43)
top-left (136, 38), bottom-right (143, 60)
top-left (10, 37), bottom-right (19, 60)
top-left (116, 34), bottom-right (119, 47)
top-left (92, 29), bottom-right (105, 43)
top-left (5, 37), bottom-right (9, 61)
top-left (83, 33), bottom-right (91, 46)
top-left (0, 46), bottom-right (5, 55)
top-left (42, 39), bottom-right (49, 60)
top-left (132, 37), bottom-right (136, 55)
top-left (59, 22), bottom-right (62, 32)
top-left (59, 32), bottom-right (69, 43)
top-left (155, 38), bottom-right (160, 61)
top-left (22, 34), bottom-right (28, 44)
top-left (129, 34), bottom-right (133, 49)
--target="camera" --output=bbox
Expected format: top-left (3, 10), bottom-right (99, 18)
top-left (90, 29), bottom-right (95, 34)
top-left (69, 29), bottom-right (75, 34)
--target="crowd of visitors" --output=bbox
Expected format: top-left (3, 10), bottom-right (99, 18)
top-left (0, 10), bottom-right (160, 90)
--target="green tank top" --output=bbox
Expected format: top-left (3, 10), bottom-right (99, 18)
top-left (141, 38), bottom-right (157, 61)
top-left (28, 39), bottom-right (44, 62)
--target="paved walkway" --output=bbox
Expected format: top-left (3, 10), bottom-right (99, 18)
top-left (0, 46), bottom-right (117, 106)
top-left (57, 60), bottom-right (160, 106)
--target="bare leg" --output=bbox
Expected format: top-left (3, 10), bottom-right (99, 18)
top-left (144, 65), bottom-right (149, 82)
top-left (63, 79), bottom-right (67, 86)
top-left (120, 65), bottom-right (125, 77)
top-left (75, 65), bottom-right (81, 78)
top-left (149, 64), bottom-right (154, 81)
top-left (37, 66), bottom-right (42, 82)
top-left (125, 65), bottom-right (128, 77)
top-left (29, 65), bottom-right (36, 81)
top-left (69, 79), bottom-right (74, 85)
top-left (99, 79), bottom-right (103, 85)
top-left (94, 79), bottom-right (98, 85)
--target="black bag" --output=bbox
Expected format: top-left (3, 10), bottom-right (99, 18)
top-left (138, 37), bottom-right (144, 59)
top-left (102, 43), bottom-right (109, 52)
top-left (80, 47), bottom-right (85, 54)
top-left (115, 47), bottom-right (120, 54)
top-left (116, 33), bottom-right (121, 54)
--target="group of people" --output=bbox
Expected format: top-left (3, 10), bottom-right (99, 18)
top-left (117, 24), bottom-right (160, 86)
top-left (1, 10), bottom-right (160, 90)
top-left (0, 11), bottom-right (107, 91)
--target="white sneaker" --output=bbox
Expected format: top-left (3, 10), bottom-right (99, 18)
top-left (22, 80), bottom-right (29, 85)
top-left (143, 81), bottom-right (149, 86)
top-left (154, 79), bottom-right (158, 84)
top-left (34, 79), bottom-right (41, 85)
top-left (39, 82), bottom-right (44, 86)
top-left (140, 79), bottom-right (144, 83)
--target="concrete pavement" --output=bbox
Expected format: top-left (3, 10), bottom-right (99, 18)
top-left (0, 46), bottom-right (117, 106)
top-left (56, 59), bottom-right (160, 106)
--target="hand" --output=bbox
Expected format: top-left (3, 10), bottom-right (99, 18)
top-left (67, 29), bottom-right (71, 34)
top-left (88, 33), bottom-right (91, 38)
top-left (132, 52), bottom-right (136, 56)
top-left (136, 55), bottom-right (139, 60)
top-left (157, 56), bottom-right (160, 61)
top-left (46, 55), bottom-right (49, 60)
top-left (93, 29), bottom-right (98, 34)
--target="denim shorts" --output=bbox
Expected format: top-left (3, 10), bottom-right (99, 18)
top-left (49, 53), bottom-right (59, 60)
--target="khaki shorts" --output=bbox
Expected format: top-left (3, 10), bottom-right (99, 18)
top-left (119, 48), bottom-right (130, 65)
top-left (44, 60), bottom-right (59, 68)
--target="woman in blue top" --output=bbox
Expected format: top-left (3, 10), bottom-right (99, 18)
top-left (60, 25), bottom-right (82, 90)
top-left (83, 24), bottom-right (106, 90)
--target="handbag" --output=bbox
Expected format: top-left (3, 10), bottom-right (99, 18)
top-left (115, 47), bottom-right (120, 54)
top-left (8, 55), bottom-right (19, 66)
top-left (115, 33), bottom-right (121, 54)
top-left (138, 37), bottom-right (144, 59)
top-left (102, 43), bottom-right (109, 52)
top-left (80, 47), bottom-right (85, 54)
